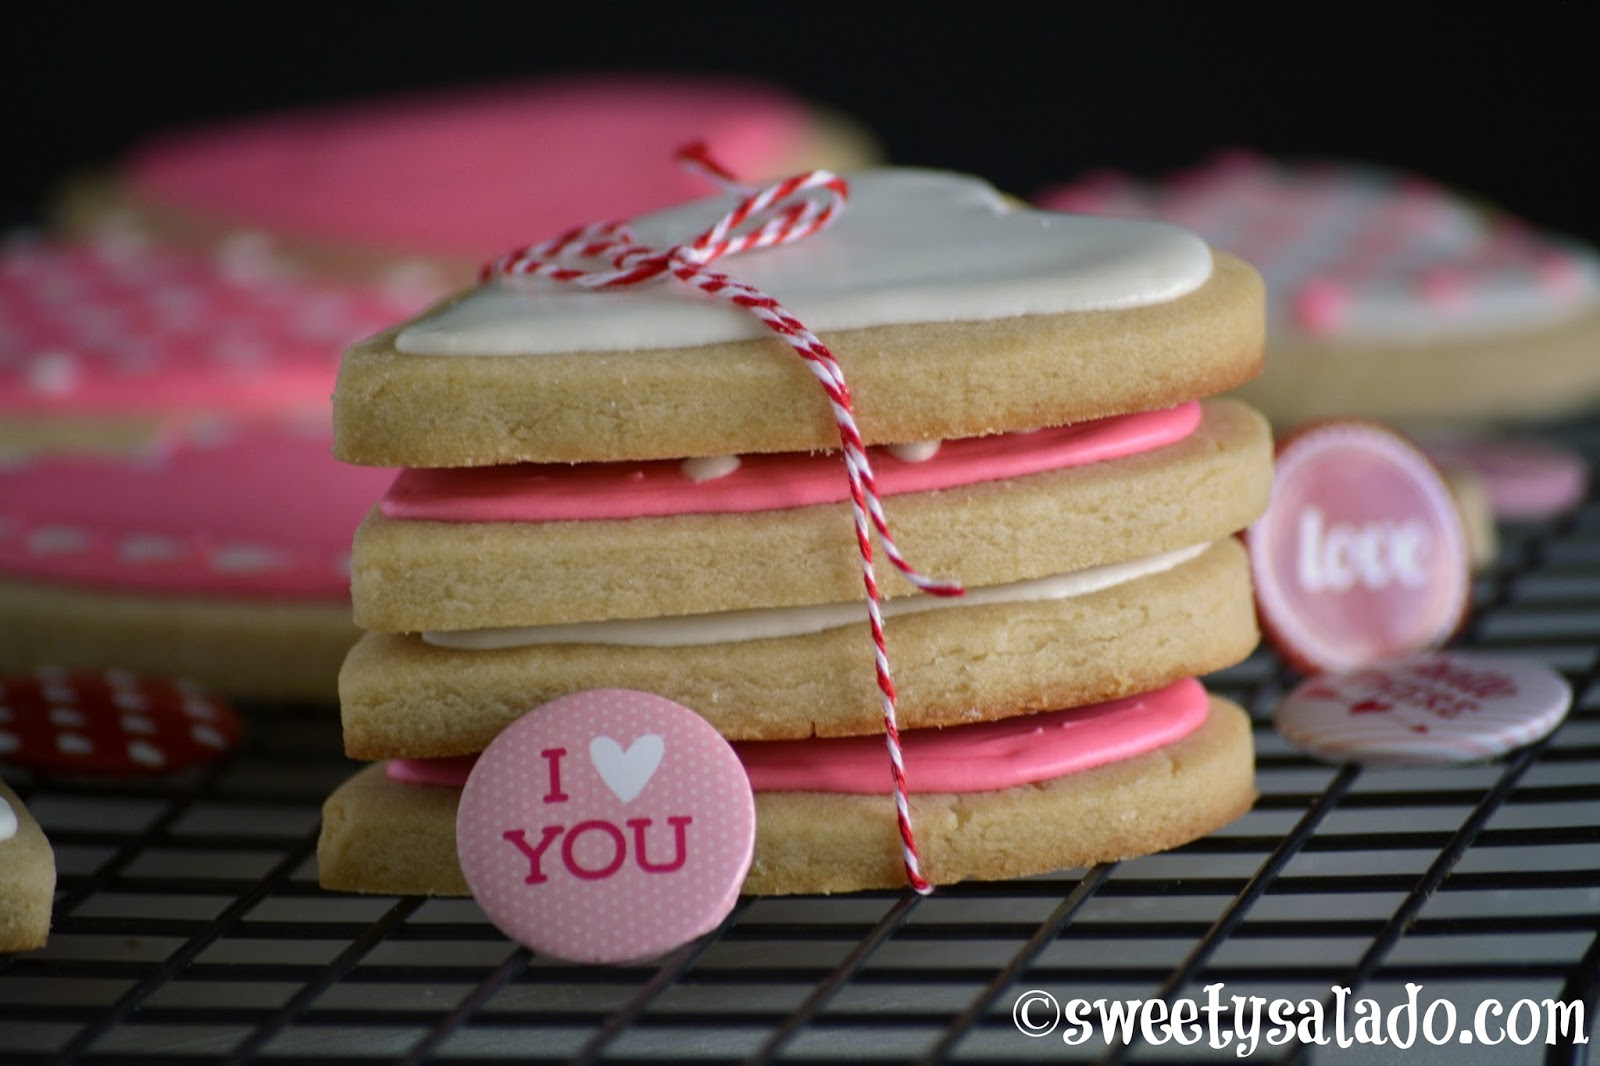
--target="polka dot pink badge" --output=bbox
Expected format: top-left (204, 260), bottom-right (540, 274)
top-left (456, 689), bottom-right (755, 965)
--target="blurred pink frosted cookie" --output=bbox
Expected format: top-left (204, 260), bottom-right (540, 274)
top-left (61, 75), bottom-right (878, 289)
top-left (0, 424), bottom-right (394, 701)
top-left (0, 235), bottom-right (428, 451)
top-left (1041, 152), bottom-right (1600, 424)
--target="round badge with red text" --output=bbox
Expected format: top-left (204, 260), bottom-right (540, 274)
top-left (0, 668), bottom-right (240, 776)
top-left (1248, 421), bottom-right (1471, 674)
top-left (1276, 652), bottom-right (1572, 765)
top-left (456, 689), bottom-right (755, 965)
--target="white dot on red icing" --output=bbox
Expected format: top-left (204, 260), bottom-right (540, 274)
top-left (680, 455), bottom-right (742, 484)
top-left (112, 689), bottom-right (147, 711)
top-left (57, 733), bottom-right (92, 756)
top-left (48, 706), bottom-right (86, 728)
top-left (191, 724), bottom-right (227, 749)
top-left (28, 527), bottom-right (89, 555)
top-left (127, 740), bottom-right (166, 768)
top-left (182, 699), bottom-right (217, 721)
top-left (34, 666), bottom-right (67, 683)
top-left (210, 544), bottom-right (289, 573)
top-left (104, 669), bottom-right (137, 688)
top-left (121, 714), bottom-right (156, 735)
top-left (175, 679), bottom-right (206, 697)
top-left (26, 351), bottom-right (80, 396)
top-left (42, 684), bottom-right (75, 703)
top-left (0, 730), bottom-right (17, 754)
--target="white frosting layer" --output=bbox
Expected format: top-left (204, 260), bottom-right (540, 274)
top-left (0, 794), bottom-right (16, 843)
top-left (396, 169), bottom-right (1213, 356)
top-left (422, 542), bottom-right (1210, 649)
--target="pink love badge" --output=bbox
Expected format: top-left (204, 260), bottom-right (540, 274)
top-left (1276, 652), bottom-right (1571, 765)
top-left (456, 689), bottom-right (755, 965)
top-left (1248, 421), bottom-right (1471, 674)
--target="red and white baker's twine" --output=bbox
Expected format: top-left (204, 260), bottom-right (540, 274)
top-left (482, 143), bottom-right (963, 894)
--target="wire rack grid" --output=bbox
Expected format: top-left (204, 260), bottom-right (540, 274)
top-left (2, 419), bottom-right (1598, 1065)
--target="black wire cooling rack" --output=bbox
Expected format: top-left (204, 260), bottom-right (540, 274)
top-left (3, 418), bottom-right (1599, 1066)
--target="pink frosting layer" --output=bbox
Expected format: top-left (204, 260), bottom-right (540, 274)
top-left (386, 678), bottom-right (1209, 795)
top-left (0, 426), bottom-right (395, 599)
top-left (383, 402), bottom-right (1200, 523)
top-left (127, 76), bottom-right (818, 258)
top-left (0, 239), bottom-right (424, 417)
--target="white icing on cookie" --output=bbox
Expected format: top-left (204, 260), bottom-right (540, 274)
top-left (423, 542), bottom-right (1209, 649)
top-left (0, 793), bottom-right (16, 842)
top-left (680, 455), bottom-right (742, 483)
top-left (888, 440), bottom-right (941, 463)
top-left (397, 169), bottom-right (1213, 356)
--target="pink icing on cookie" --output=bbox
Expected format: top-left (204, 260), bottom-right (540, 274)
top-left (0, 426), bottom-right (395, 598)
top-left (387, 678), bottom-right (1208, 794)
top-left (126, 76), bottom-right (820, 259)
top-left (1038, 154), bottom-right (1600, 340)
top-left (0, 239), bottom-right (426, 417)
top-left (382, 402), bottom-right (1201, 523)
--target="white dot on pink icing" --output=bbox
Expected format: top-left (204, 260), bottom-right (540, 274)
top-left (25, 352), bottom-right (80, 396)
top-left (210, 544), bottom-right (290, 573)
top-left (28, 527), bottom-right (89, 555)
top-left (680, 455), bottom-right (742, 484)
top-left (217, 231), bottom-right (288, 285)
top-left (119, 535), bottom-right (187, 563)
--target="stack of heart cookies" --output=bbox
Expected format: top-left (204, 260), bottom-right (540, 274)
top-left (317, 166), bottom-right (1274, 897)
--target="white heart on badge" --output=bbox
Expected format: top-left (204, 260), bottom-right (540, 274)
top-left (589, 733), bottom-right (665, 803)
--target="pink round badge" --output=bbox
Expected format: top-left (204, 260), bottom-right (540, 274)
top-left (1419, 435), bottom-right (1590, 522)
top-left (1276, 652), bottom-right (1572, 765)
top-left (456, 689), bottom-right (755, 965)
top-left (1248, 421), bottom-right (1471, 674)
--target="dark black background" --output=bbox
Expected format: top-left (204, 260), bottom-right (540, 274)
top-left (10, 5), bottom-right (1598, 242)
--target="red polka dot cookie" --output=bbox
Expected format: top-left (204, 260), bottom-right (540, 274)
top-left (0, 235), bottom-right (430, 451)
top-left (317, 160), bottom-right (1271, 908)
top-left (1040, 151), bottom-right (1600, 425)
top-left (0, 424), bottom-right (395, 701)
top-left (60, 74), bottom-right (878, 291)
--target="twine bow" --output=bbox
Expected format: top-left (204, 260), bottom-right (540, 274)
top-left (482, 143), bottom-right (963, 894)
